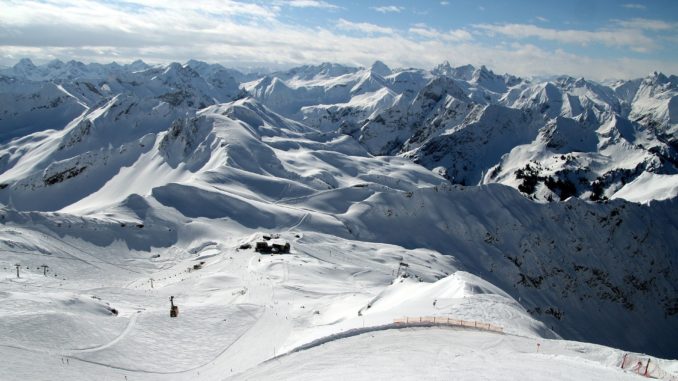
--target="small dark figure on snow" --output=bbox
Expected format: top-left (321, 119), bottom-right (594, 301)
top-left (170, 296), bottom-right (179, 318)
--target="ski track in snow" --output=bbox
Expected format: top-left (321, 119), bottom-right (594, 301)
top-left (65, 312), bottom-right (139, 353)
top-left (64, 305), bottom-right (266, 375)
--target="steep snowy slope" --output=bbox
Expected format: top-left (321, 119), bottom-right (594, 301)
top-left (406, 104), bottom-right (540, 185)
top-left (612, 171), bottom-right (678, 203)
top-left (350, 65), bottom-right (677, 202)
top-left (0, 76), bottom-right (87, 142)
top-left (627, 73), bottom-right (678, 151)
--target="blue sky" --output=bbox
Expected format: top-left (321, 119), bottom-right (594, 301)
top-left (0, 0), bottom-right (676, 79)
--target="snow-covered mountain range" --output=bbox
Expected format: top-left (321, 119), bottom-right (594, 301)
top-left (0, 58), bottom-right (677, 380)
top-left (2, 58), bottom-right (677, 203)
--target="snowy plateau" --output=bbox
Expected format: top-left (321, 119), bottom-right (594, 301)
top-left (0, 58), bottom-right (677, 380)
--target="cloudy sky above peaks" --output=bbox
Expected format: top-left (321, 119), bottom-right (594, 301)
top-left (0, 0), bottom-right (677, 79)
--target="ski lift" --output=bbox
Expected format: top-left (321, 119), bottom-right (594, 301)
top-left (170, 296), bottom-right (179, 318)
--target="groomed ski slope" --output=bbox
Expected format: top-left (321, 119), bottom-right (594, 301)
top-left (234, 328), bottom-right (649, 381)
top-left (1, 225), bottom-right (675, 381)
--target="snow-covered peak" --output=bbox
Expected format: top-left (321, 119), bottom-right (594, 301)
top-left (158, 62), bottom-right (199, 80)
top-left (126, 59), bottom-right (151, 72)
top-left (45, 59), bottom-right (65, 70)
top-left (431, 60), bottom-right (453, 75)
top-left (350, 70), bottom-right (389, 95)
top-left (280, 62), bottom-right (358, 81)
top-left (432, 62), bottom-right (476, 81)
top-left (185, 59), bottom-right (227, 79)
top-left (452, 65), bottom-right (476, 81)
top-left (8, 58), bottom-right (39, 79)
top-left (369, 60), bottom-right (392, 77)
top-left (470, 65), bottom-right (508, 93)
top-left (14, 57), bottom-right (36, 70)
top-left (646, 71), bottom-right (671, 86)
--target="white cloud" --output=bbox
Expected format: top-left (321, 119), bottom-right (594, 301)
top-left (409, 25), bottom-right (472, 42)
top-left (440, 1), bottom-right (449, 5)
top-left (336, 19), bottom-right (393, 34)
top-left (613, 18), bottom-right (676, 31)
top-left (371, 5), bottom-right (404, 13)
top-left (116, 0), bottom-right (277, 18)
top-left (409, 26), bottom-right (439, 39)
top-left (474, 23), bottom-right (659, 52)
top-left (0, 0), bottom-right (675, 80)
top-left (285, 0), bottom-right (339, 9)
top-left (622, 3), bottom-right (646, 10)
top-left (448, 29), bottom-right (474, 42)
top-left (535, 16), bottom-right (549, 23)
